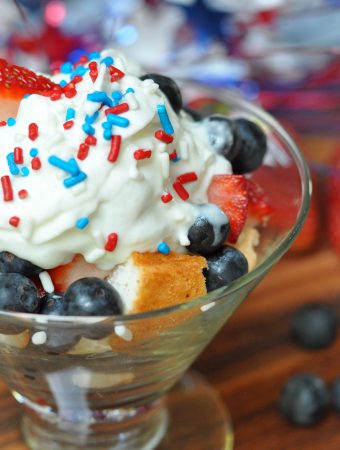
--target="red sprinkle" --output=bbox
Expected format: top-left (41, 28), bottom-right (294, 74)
top-left (31, 157), bottom-right (41, 170)
top-left (177, 172), bottom-right (198, 184)
top-left (104, 233), bottom-right (118, 252)
top-left (72, 75), bottom-right (83, 84)
top-left (85, 135), bottom-right (97, 146)
top-left (77, 143), bottom-right (89, 160)
top-left (50, 91), bottom-right (62, 101)
top-left (79, 55), bottom-right (89, 64)
top-left (14, 147), bottom-right (23, 164)
top-left (28, 123), bottom-right (39, 141)
top-left (1, 176), bottom-right (13, 201)
top-left (108, 135), bottom-right (121, 163)
top-left (169, 150), bottom-right (178, 161)
top-left (105, 103), bottom-right (129, 115)
top-left (89, 61), bottom-right (98, 70)
top-left (89, 62), bottom-right (98, 83)
top-left (161, 193), bottom-right (173, 203)
top-left (109, 65), bottom-right (125, 82)
top-left (0, 121), bottom-right (7, 127)
top-left (155, 130), bottom-right (174, 144)
top-left (9, 216), bottom-right (20, 227)
top-left (64, 88), bottom-right (77, 98)
top-left (173, 181), bottom-right (189, 201)
top-left (63, 120), bottom-right (74, 130)
top-left (18, 189), bottom-right (28, 199)
top-left (134, 149), bottom-right (152, 160)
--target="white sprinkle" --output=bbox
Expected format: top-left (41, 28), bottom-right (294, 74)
top-left (178, 140), bottom-right (188, 160)
top-left (160, 153), bottom-right (169, 178)
top-left (178, 232), bottom-right (190, 246)
top-left (125, 92), bottom-right (139, 110)
top-left (85, 248), bottom-right (105, 263)
top-left (157, 142), bottom-right (167, 153)
top-left (200, 302), bottom-right (216, 312)
top-left (129, 166), bottom-right (144, 181)
top-left (32, 331), bottom-right (47, 345)
top-left (115, 325), bottom-right (133, 342)
top-left (39, 271), bottom-right (54, 294)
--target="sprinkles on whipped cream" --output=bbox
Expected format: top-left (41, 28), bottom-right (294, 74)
top-left (0, 50), bottom-right (200, 256)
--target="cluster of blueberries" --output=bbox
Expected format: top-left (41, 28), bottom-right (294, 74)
top-left (0, 252), bottom-right (123, 316)
top-left (280, 304), bottom-right (340, 426)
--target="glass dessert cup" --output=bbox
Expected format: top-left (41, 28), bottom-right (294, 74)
top-left (0, 87), bottom-right (310, 450)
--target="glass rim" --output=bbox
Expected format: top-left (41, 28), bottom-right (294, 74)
top-left (0, 87), bottom-right (311, 326)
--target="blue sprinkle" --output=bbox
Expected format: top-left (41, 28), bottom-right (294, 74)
top-left (85, 111), bottom-right (99, 124)
top-left (112, 91), bottom-right (123, 105)
top-left (100, 56), bottom-right (114, 67)
top-left (71, 66), bottom-right (89, 79)
top-left (87, 91), bottom-right (112, 106)
top-left (48, 155), bottom-right (80, 175)
top-left (60, 62), bottom-right (73, 74)
top-left (88, 51), bottom-right (101, 60)
top-left (66, 108), bottom-right (76, 121)
top-left (7, 153), bottom-right (19, 175)
top-left (82, 123), bottom-right (96, 135)
top-left (30, 148), bottom-right (39, 157)
top-left (106, 114), bottom-right (130, 128)
top-left (76, 217), bottom-right (89, 229)
top-left (157, 242), bottom-right (170, 255)
top-left (21, 167), bottom-right (30, 177)
top-left (102, 121), bottom-right (112, 130)
top-left (7, 118), bottom-right (16, 126)
top-left (157, 105), bottom-right (174, 135)
top-left (172, 156), bottom-right (181, 163)
top-left (64, 172), bottom-right (87, 188)
top-left (24, 93), bottom-right (31, 99)
top-left (59, 80), bottom-right (67, 87)
top-left (103, 129), bottom-right (112, 140)
top-left (125, 87), bottom-right (135, 94)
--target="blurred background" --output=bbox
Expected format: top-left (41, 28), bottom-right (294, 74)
top-left (1, 0), bottom-right (339, 258)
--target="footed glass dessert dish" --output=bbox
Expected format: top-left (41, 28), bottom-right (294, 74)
top-left (0, 86), bottom-right (310, 450)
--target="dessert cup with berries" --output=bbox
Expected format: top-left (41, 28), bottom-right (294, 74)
top-left (0, 51), bottom-right (310, 450)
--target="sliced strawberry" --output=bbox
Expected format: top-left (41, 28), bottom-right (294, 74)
top-left (326, 147), bottom-right (340, 254)
top-left (247, 179), bottom-right (272, 223)
top-left (208, 175), bottom-right (248, 243)
top-left (48, 254), bottom-right (110, 293)
top-left (0, 59), bottom-right (57, 119)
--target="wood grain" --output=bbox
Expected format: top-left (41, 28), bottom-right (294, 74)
top-left (0, 245), bottom-right (338, 449)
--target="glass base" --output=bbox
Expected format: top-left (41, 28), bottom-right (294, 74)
top-left (19, 371), bottom-right (233, 450)
top-left (160, 371), bottom-right (234, 450)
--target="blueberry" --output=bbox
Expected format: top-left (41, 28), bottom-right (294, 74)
top-left (40, 293), bottom-right (67, 315)
top-left (229, 118), bottom-right (267, 174)
top-left (202, 115), bottom-right (239, 161)
top-left (279, 373), bottom-right (329, 426)
top-left (188, 204), bottom-right (229, 256)
top-left (203, 246), bottom-right (248, 292)
top-left (291, 304), bottom-right (337, 349)
top-left (331, 378), bottom-right (340, 413)
top-left (64, 277), bottom-right (122, 316)
top-left (0, 273), bottom-right (40, 313)
top-left (0, 251), bottom-right (42, 277)
top-left (140, 73), bottom-right (183, 113)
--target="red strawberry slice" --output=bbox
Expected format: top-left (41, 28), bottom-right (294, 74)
top-left (48, 254), bottom-right (110, 293)
top-left (208, 174), bottom-right (248, 243)
top-left (326, 147), bottom-right (340, 255)
top-left (247, 179), bottom-right (272, 223)
top-left (0, 58), bottom-right (57, 119)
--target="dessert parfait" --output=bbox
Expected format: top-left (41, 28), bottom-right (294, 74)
top-left (0, 49), bottom-right (268, 330)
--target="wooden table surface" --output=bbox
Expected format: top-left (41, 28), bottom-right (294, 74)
top-left (0, 245), bottom-right (339, 450)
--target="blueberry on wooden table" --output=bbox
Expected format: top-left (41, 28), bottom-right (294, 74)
top-left (291, 303), bottom-right (338, 349)
top-left (279, 373), bottom-right (329, 426)
top-left (140, 73), bottom-right (183, 113)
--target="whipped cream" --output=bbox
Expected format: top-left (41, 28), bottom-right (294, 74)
top-left (0, 49), bottom-right (231, 270)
